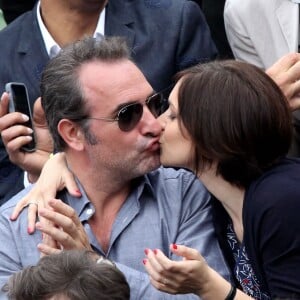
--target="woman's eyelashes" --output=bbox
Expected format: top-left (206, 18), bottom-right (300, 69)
top-left (167, 109), bottom-right (177, 121)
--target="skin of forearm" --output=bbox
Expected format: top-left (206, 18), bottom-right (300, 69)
top-left (27, 152), bottom-right (52, 183)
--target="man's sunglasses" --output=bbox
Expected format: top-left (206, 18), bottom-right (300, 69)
top-left (80, 92), bottom-right (169, 132)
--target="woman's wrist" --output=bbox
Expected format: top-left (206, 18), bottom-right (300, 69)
top-left (198, 267), bottom-right (233, 300)
top-left (27, 151), bottom-right (53, 183)
top-left (225, 285), bottom-right (237, 300)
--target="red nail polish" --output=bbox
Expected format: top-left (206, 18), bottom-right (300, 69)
top-left (144, 249), bottom-right (149, 255)
top-left (75, 189), bottom-right (82, 195)
top-left (142, 259), bottom-right (147, 265)
top-left (172, 243), bottom-right (178, 250)
top-left (153, 249), bottom-right (158, 255)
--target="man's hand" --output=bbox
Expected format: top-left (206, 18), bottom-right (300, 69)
top-left (0, 93), bottom-right (53, 182)
top-left (266, 53), bottom-right (300, 111)
top-left (35, 199), bottom-right (92, 256)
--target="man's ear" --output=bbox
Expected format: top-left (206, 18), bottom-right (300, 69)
top-left (58, 119), bottom-right (85, 151)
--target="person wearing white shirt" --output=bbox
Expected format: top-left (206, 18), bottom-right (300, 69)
top-left (224, 0), bottom-right (300, 157)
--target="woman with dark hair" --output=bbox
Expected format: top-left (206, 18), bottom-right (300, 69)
top-left (143, 60), bottom-right (300, 299)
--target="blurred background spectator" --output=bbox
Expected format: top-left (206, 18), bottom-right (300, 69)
top-left (193, 0), bottom-right (234, 58)
top-left (224, 0), bottom-right (300, 156)
top-left (0, 9), bottom-right (6, 29)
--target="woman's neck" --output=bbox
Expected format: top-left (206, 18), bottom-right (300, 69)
top-left (198, 169), bottom-right (245, 242)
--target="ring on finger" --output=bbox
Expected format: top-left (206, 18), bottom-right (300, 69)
top-left (28, 201), bottom-right (38, 208)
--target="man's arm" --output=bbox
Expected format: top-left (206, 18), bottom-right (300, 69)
top-left (172, 172), bottom-right (231, 283)
top-left (0, 214), bottom-right (21, 296)
top-left (0, 193), bottom-right (41, 298)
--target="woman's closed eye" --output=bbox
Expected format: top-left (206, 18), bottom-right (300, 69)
top-left (168, 112), bottom-right (177, 121)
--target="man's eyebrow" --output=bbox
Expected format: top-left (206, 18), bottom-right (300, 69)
top-left (111, 90), bottom-right (156, 114)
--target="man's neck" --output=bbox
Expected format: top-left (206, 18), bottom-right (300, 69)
top-left (68, 155), bottom-right (131, 212)
top-left (40, 0), bottom-right (106, 47)
top-left (81, 172), bottom-right (131, 254)
top-left (68, 155), bottom-right (132, 254)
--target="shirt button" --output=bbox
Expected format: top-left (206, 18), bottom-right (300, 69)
top-left (86, 208), bottom-right (93, 216)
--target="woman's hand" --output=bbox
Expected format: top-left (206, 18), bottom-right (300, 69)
top-left (143, 244), bottom-right (209, 296)
top-left (143, 244), bottom-right (251, 300)
top-left (10, 152), bottom-right (81, 233)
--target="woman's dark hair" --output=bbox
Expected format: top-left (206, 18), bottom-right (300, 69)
top-left (176, 60), bottom-right (292, 188)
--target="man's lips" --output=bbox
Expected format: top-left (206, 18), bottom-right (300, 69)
top-left (145, 139), bottom-right (160, 151)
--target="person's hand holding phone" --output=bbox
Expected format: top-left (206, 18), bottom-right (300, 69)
top-left (5, 82), bottom-right (36, 151)
top-left (0, 91), bottom-right (54, 183)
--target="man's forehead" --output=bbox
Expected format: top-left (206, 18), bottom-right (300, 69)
top-left (79, 59), bottom-right (144, 81)
top-left (79, 60), bottom-right (153, 107)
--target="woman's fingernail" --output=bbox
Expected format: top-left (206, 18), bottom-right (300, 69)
top-left (153, 249), bottom-right (158, 255)
top-left (144, 249), bottom-right (149, 255)
top-left (172, 243), bottom-right (178, 250)
top-left (142, 259), bottom-right (147, 265)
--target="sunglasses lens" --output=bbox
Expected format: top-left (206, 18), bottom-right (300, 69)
top-left (147, 93), bottom-right (169, 117)
top-left (118, 103), bottom-right (143, 131)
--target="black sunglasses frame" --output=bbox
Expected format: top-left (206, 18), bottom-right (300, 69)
top-left (81, 92), bottom-right (169, 132)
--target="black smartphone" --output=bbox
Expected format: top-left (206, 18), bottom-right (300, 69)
top-left (5, 82), bottom-right (36, 152)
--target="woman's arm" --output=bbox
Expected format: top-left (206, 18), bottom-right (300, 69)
top-left (10, 152), bottom-right (81, 233)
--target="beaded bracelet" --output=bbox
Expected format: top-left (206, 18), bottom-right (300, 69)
top-left (225, 285), bottom-right (237, 300)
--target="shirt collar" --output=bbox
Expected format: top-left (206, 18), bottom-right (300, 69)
top-left (36, 1), bottom-right (106, 59)
top-left (59, 173), bottom-right (156, 221)
top-left (59, 178), bottom-right (95, 222)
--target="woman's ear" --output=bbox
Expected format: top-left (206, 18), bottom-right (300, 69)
top-left (57, 119), bottom-right (85, 151)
